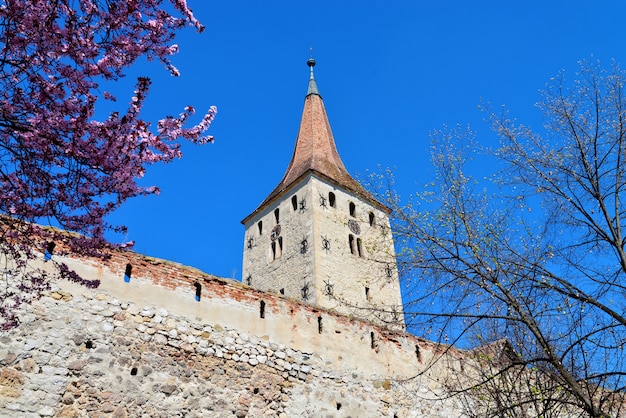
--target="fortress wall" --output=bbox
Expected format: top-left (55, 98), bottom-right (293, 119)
top-left (0, 249), bottom-right (467, 417)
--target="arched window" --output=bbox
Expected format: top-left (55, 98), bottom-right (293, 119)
top-left (356, 238), bottom-right (363, 257)
top-left (274, 208), bottom-right (280, 224)
top-left (348, 234), bottom-right (355, 255)
top-left (349, 202), bottom-right (356, 218)
top-left (329, 192), bottom-right (336, 208)
top-left (369, 212), bottom-right (376, 226)
top-left (291, 195), bottom-right (298, 211)
top-left (271, 237), bottom-right (283, 261)
top-left (258, 221), bottom-right (263, 235)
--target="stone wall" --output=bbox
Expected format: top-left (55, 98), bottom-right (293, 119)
top-left (0, 249), bottom-right (466, 417)
top-left (242, 178), bottom-right (315, 303)
top-left (242, 174), bottom-right (404, 329)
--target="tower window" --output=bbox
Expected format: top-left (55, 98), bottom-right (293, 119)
top-left (369, 212), bottom-right (376, 226)
top-left (292, 195), bottom-right (298, 211)
top-left (349, 202), bottom-right (356, 217)
top-left (365, 287), bottom-right (370, 300)
top-left (271, 237), bottom-right (283, 261)
top-left (274, 208), bottom-right (280, 224)
top-left (357, 238), bottom-right (363, 257)
top-left (329, 192), bottom-right (336, 208)
top-left (348, 234), bottom-right (355, 255)
top-left (258, 221), bottom-right (263, 235)
top-left (260, 300), bottom-right (266, 319)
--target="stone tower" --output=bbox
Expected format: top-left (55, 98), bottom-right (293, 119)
top-left (241, 59), bottom-right (404, 329)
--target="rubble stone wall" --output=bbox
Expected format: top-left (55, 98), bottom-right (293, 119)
top-left (0, 250), bottom-right (466, 417)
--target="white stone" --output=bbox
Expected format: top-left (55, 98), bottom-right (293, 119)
top-left (38, 406), bottom-right (55, 416)
top-left (140, 307), bottom-right (155, 318)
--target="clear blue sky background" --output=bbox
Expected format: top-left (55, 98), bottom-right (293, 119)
top-left (105, 1), bottom-right (626, 281)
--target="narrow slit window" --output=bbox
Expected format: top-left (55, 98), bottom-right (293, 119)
top-left (357, 238), bottom-right (363, 257)
top-left (349, 202), bottom-right (356, 217)
top-left (317, 316), bottom-right (323, 334)
top-left (348, 234), bottom-right (355, 255)
top-left (271, 241), bottom-right (277, 261)
top-left (124, 264), bottom-right (132, 283)
top-left (365, 287), bottom-right (370, 300)
top-left (291, 195), bottom-right (298, 211)
top-left (194, 282), bottom-right (202, 302)
top-left (369, 212), bottom-right (376, 226)
top-left (44, 242), bottom-right (55, 262)
top-left (370, 332), bottom-right (376, 349)
top-left (274, 208), bottom-right (280, 224)
top-left (258, 221), bottom-right (263, 235)
top-left (329, 192), bottom-right (336, 208)
top-left (260, 300), bottom-right (266, 319)
top-left (278, 236), bottom-right (283, 258)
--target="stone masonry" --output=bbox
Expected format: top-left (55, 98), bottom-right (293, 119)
top-left (1, 249), bottom-right (466, 417)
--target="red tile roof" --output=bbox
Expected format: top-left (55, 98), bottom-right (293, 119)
top-left (242, 65), bottom-right (389, 225)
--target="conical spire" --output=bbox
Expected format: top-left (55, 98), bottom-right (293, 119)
top-left (306, 57), bottom-right (319, 96)
top-left (243, 59), bottom-right (389, 223)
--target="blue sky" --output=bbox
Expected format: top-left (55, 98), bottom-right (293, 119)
top-left (106, 1), bottom-right (626, 281)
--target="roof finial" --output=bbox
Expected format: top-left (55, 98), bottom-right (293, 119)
top-left (306, 49), bottom-right (319, 96)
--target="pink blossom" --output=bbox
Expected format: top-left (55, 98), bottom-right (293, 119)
top-left (0, 0), bottom-right (217, 330)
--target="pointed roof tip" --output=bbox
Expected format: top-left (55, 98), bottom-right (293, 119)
top-left (241, 55), bottom-right (391, 224)
top-left (306, 56), bottom-right (320, 96)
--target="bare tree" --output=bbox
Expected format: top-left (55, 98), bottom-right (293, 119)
top-left (381, 61), bottom-right (626, 417)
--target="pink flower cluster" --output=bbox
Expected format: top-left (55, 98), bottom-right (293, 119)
top-left (0, 0), bottom-right (216, 248)
top-left (0, 0), bottom-right (216, 328)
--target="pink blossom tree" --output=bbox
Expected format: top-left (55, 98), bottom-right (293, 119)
top-left (0, 0), bottom-right (217, 329)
